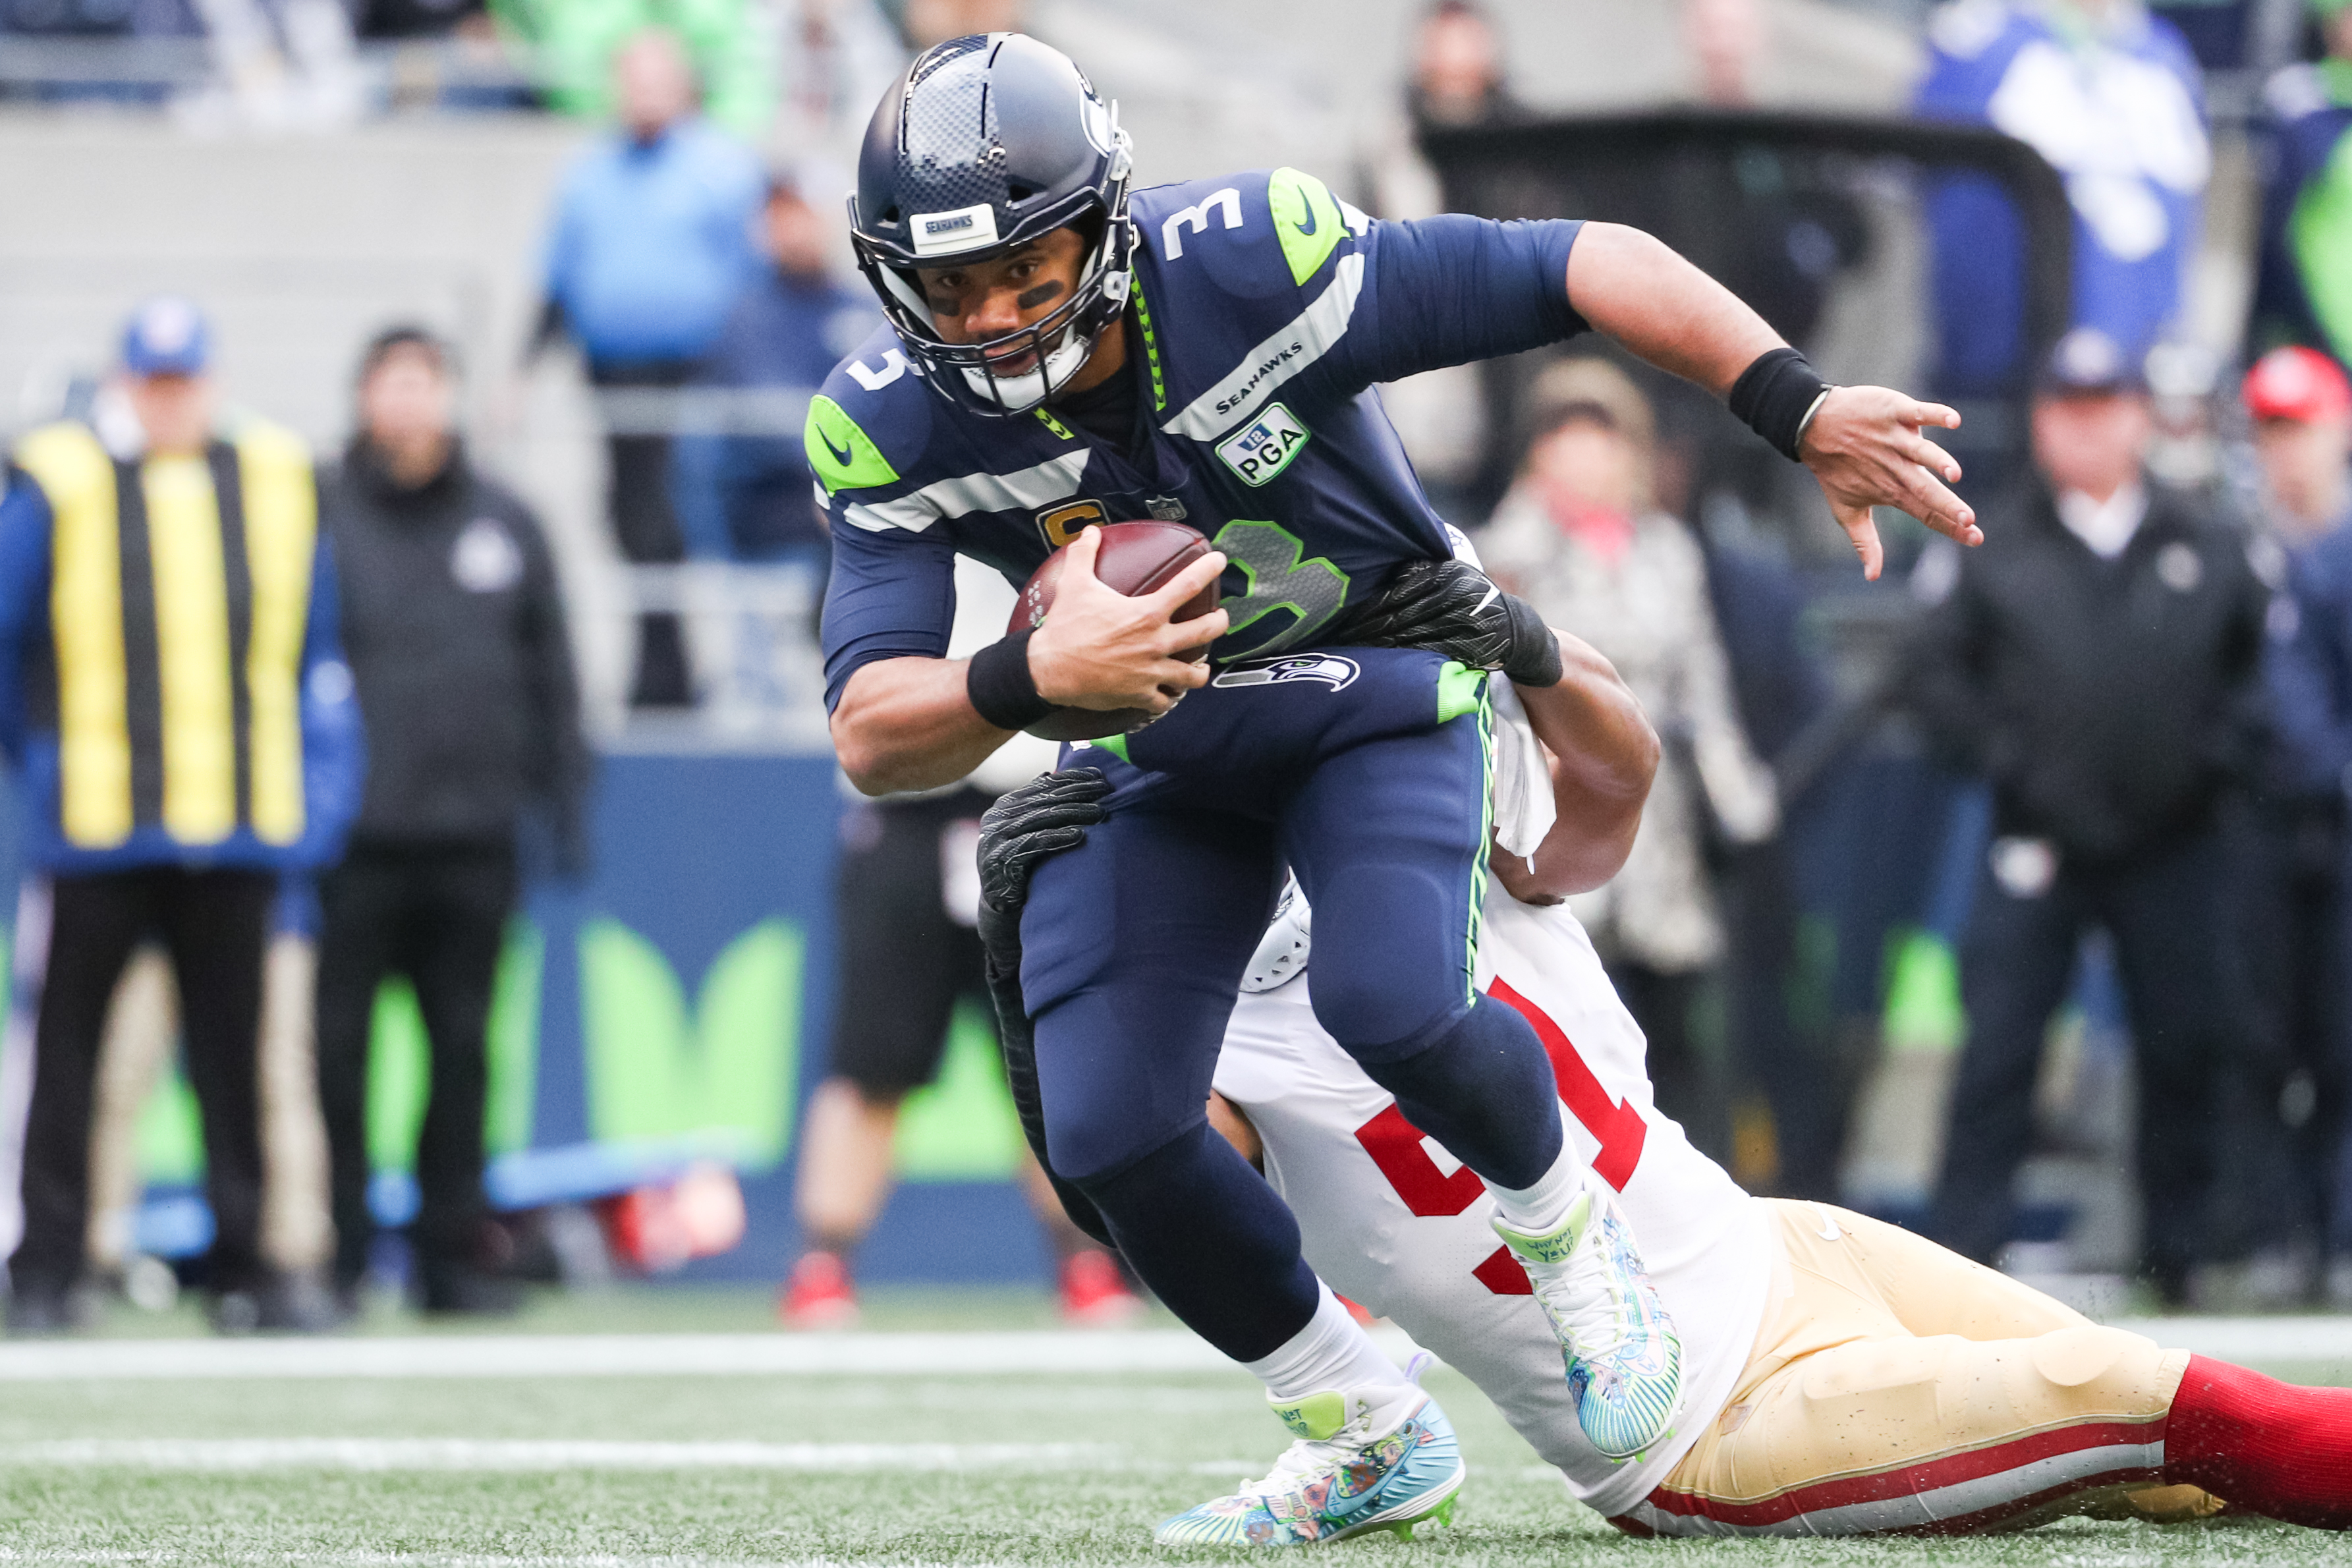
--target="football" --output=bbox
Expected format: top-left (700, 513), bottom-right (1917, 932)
top-left (1009, 519), bottom-right (1221, 742)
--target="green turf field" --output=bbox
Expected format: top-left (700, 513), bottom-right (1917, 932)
top-left (0, 1287), bottom-right (2341, 1566)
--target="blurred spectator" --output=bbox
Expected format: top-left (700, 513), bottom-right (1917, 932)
top-left (2243, 345), bottom-right (2352, 1302)
top-left (675, 177), bottom-right (877, 567)
top-left (1684, 0), bottom-right (1766, 105)
top-left (783, 561), bottom-right (1138, 1329)
top-left (532, 26), bottom-right (762, 706)
top-left (1912, 327), bottom-right (2267, 1304)
top-left (0, 298), bottom-right (361, 1334)
top-left (1357, 1), bottom-right (1520, 522)
top-left (2253, 0), bottom-right (2352, 369)
top-left (316, 327), bottom-right (588, 1317)
top-left (350, 0), bottom-right (484, 36)
top-left (486, 0), bottom-right (773, 139)
top-left (1478, 359), bottom-right (1779, 1163)
top-left (1917, 0), bottom-right (2210, 396)
top-left (773, 0), bottom-right (906, 159)
top-left (900, 0), bottom-right (1019, 50)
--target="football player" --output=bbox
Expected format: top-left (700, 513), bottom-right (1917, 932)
top-left (979, 638), bottom-right (2352, 1544)
top-left (816, 32), bottom-right (1977, 1542)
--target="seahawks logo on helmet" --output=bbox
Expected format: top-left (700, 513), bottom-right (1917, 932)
top-left (1211, 654), bottom-right (1361, 692)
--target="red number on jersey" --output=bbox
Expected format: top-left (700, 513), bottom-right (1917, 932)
top-left (1349, 980), bottom-right (1649, 1297)
top-left (1353, 1103), bottom-right (1485, 1218)
top-left (1488, 976), bottom-right (1646, 1191)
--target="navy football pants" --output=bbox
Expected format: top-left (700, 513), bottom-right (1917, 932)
top-left (1017, 653), bottom-right (1565, 1360)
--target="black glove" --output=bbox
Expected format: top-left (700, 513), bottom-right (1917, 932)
top-left (978, 766), bottom-right (1111, 912)
top-left (976, 768), bottom-right (1116, 1248)
top-left (1339, 558), bottom-right (1563, 688)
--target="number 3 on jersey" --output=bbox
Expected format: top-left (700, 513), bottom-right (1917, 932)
top-left (1351, 979), bottom-right (1648, 1297)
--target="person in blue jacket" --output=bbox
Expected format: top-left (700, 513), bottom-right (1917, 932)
top-left (676, 175), bottom-right (879, 566)
top-left (0, 299), bottom-right (361, 1336)
top-left (531, 26), bottom-right (762, 705)
top-left (816, 34), bottom-right (1980, 1546)
top-left (1916, 0), bottom-right (2209, 397)
top-left (2250, 345), bottom-right (2352, 1299)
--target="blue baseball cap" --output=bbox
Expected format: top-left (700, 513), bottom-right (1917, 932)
top-left (120, 296), bottom-right (211, 377)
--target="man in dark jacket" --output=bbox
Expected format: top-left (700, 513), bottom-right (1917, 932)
top-left (316, 326), bottom-right (589, 1314)
top-left (1912, 327), bottom-right (2268, 1305)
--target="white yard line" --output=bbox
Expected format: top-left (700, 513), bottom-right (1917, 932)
top-left (0, 1438), bottom-right (1115, 1472)
top-left (0, 1327), bottom-right (1422, 1380)
top-left (0, 1319), bottom-right (2334, 1383)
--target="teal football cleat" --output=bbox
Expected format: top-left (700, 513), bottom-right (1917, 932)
top-left (1492, 1190), bottom-right (1683, 1461)
top-left (1153, 1387), bottom-right (1465, 1548)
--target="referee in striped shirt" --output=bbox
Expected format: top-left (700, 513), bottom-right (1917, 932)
top-left (0, 299), bottom-right (362, 1334)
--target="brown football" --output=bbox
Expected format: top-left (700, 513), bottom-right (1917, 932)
top-left (1009, 519), bottom-right (1221, 742)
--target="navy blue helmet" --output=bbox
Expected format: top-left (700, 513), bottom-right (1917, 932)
top-left (849, 33), bottom-right (1135, 416)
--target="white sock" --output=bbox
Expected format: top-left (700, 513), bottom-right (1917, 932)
top-left (1245, 1284), bottom-right (1412, 1402)
top-left (1488, 1135), bottom-right (1588, 1235)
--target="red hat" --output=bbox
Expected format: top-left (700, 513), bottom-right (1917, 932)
top-left (2243, 346), bottom-right (2352, 424)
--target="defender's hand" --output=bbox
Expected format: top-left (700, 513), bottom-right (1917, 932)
top-left (1800, 386), bottom-right (1982, 580)
top-left (1028, 528), bottom-right (1230, 714)
top-left (979, 767), bottom-right (1111, 914)
top-left (1342, 559), bottom-right (1563, 687)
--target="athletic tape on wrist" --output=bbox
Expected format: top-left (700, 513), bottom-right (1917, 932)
top-left (966, 630), bottom-right (1056, 732)
top-left (1728, 347), bottom-right (1834, 462)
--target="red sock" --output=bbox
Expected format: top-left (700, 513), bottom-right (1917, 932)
top-left (2165, 1354), bottom-right (2352, 1528)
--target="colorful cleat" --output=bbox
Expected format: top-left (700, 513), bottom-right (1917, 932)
top-left (779, 1250), bottom-right (859, 1330)
top-left (1492, 1190), bottom-right (1682, 1461)
top-left (1153, 1389), bottom-right (1466, 1548)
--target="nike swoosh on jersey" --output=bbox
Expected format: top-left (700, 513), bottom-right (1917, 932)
top-left (1806, 1204), bottom-right (1841, 1241)
top-left (1292, 204), bottom-right (1318, 238)
top-left (820, 428), bottom-right (856, 468)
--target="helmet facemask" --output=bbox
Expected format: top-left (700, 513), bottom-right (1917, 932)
top-left (851, 113), bottom-right (1136, 418)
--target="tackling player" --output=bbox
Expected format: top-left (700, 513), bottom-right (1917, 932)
top-left (981, 641), bottom-right (2352, 1544)
top-left (815, 32), bottom-right (1978, 1538)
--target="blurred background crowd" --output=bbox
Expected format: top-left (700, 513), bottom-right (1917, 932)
top-left (6, 0), bottom-right (2352, 1334)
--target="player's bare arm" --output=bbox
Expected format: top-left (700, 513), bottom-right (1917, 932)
top-left (1492, 630), bottom-right (1658, 906)
top-left (1567, 221), bottom-right (1981, 579)
top-left (833, 533), bottom-right (1227, 793)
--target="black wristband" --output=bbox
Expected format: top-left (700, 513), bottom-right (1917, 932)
top-left (967, 630), bottom-right (1056, 732)
top-left (1727, 347), bottom-right (1832, 462)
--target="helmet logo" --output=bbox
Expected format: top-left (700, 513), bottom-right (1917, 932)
top-left (912, 202), bottom-right (1001, 258)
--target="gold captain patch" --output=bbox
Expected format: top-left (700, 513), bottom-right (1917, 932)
top-left (1036, 498), bottom-right (1109, 550)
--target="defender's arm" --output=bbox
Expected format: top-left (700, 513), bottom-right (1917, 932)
top-left (1493, 630), bottom-right (1659, 903)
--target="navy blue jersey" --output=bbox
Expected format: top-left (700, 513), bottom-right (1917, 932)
top-left (813, 167), bottom-right (1586, 708)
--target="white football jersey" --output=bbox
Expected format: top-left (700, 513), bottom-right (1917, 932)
top-left (1211, 890), bottom-right (1770, 1518)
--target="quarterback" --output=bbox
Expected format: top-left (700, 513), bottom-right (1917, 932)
top-left (816, 31), bottom-right (1978, 1541)
top-left (981, 646), bottom-right (2352, 1544)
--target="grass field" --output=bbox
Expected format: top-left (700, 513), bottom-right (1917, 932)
top-left (0, 1287), bottom-right (2345, 1567)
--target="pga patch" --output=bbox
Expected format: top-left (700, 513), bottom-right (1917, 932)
top-left (1216, 403), bottom-right (1310, 488)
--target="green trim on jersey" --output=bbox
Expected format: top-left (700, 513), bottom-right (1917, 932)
top-left (1269, 167), bottom-right (1347, 287)
top-left (1436, 659), bottom-right (1488, 725)
top-left (1035, 407), bottom-right (1077, 441)
top-left (1131, 274), bottom-right (1168, 411)
top-left (805, 395), bottom-right (899, 496)
top-left (1211, 520), bottom-right (1351, 658)
top-left (1461, 673), bottom-right (1496, 1001)
top-left (1091, 733), bottom-right (1133, 764)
